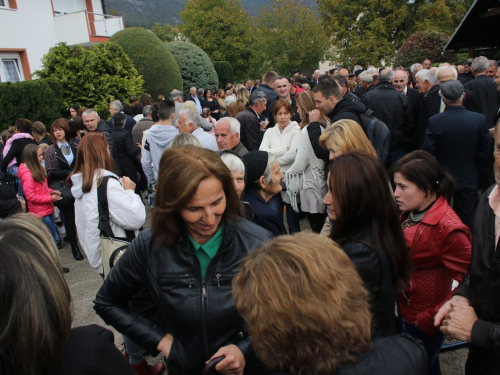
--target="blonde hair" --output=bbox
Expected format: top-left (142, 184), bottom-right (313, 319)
top-left (236, 87), bottom-right (250, 106)
top-left (233, 233), bottom-right (371, 374)
top-left (319, 119), bottom-right (376, 157)
top-left (182, 101), bottom-right (198, 111)
top-left (295, 91), bottom-right (329, 128)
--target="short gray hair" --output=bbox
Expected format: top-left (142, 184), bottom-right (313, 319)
top-left (82, 108), bottom-right (99, 118)
top-left (379, 68), bottom-right (395, 82)
top-left (410, 63), bottom-right (423, 73)
top-left (171, 133), bottom-right (202, 147)
top-left (249, 90), bottom-right (267, 106)
top-left (472, 56), bottom-right (489, 74)
top-left (143, 105), bottom-right (152, 117)
top-left (358, 71), bottom-right (373, 83)
top-left (436, 66), bottom-right (457, 83)
top-left (216, 117), bottom-right (241, 135)
top-left (221, 152), bottom-right (245, 175)
top-left (262, 154), bottom-right (278, 185)
top-left (110, 100), bottom-right (123, 111)
top-left (489, 60), bottom-right (498, 69)
top-left (366, 67), bottom-right (378, 75)
top-left (415, 69), bottom-right (436, 84)
top-left (180, 109), bottom-right (203, 128)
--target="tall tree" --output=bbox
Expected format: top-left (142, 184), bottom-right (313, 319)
top-left (180, 0), bottom-right (256, 80)
top-left (256, 0), bottom-right (330, 75)
top-left (316, 0), bottom-right (468, 66)
top-left (151, 23), bottom-right (177, 43)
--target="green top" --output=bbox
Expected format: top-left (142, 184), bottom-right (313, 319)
top-left (188, 223), bottom-right (225, 280)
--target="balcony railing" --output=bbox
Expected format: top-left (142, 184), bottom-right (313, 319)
top-left (87, 12), bottom-right (124, 37)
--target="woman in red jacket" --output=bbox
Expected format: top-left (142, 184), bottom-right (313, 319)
top-left (390, 151), bottom-right (472, 375)
top-left (18, 144), bottom-right (62, 247)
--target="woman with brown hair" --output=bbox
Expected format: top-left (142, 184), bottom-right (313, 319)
top-left (323, 150), bottom-right (411, 337)
top-left (203, 88), bottom-right (221, 120)
top-left (95, 146), bottom-right (272, 375)
top-left (44, 118), bottom-right (83, 261)
top-left (260, 99), bottom-right (301, 233)
top-left (285, 91), bottom-right (329, 233)
top-left (216, 88), bottom-right (228, 115)
top-left (233, 233), bottom-right (427, 375)
top-left (227, 101), bottom-right (246, 117)
top-left (0, 213), bottom-right (133, 375)
top-left (32, 121), bottom-right (52, 145)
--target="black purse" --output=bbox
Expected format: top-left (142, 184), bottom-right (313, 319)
top-left (49, 179), bottom-right (74, 208)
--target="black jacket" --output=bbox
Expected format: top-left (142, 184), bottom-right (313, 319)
top-left (0, 172), bottom-right (22, 218)
top-left (58, 325), bottom-right (134, 375)
top-left (243, 188), bottom-right (285, 237)
top-left (0, 137), bottom-right (37, 172)
top-left (465, 74), bottom-right (500, 126)
top-left (454, 184), bottom-right (500, 374)
top-left (270, 334), bottom-right (427, 375)
top-left (107, 114), bottom-right (136, 134)
top-left (109, 126), bottom-right (140, 181)
top-left (343, 231), bottom-right (398, 337)
top-left (362, 83), bottom-right (414, 151)
top-left (94, 120), bottom-right (120, 174)
top-left (423, 106), bottom-right (490, 191)
top-left (255, 84), bottom-right (278, 120)
top-left (94, 219), bottom-right (272, 375)
top-left (308, 92), bottom-right (367, 160)
top-left (235, 108), bottom-right (262, 152)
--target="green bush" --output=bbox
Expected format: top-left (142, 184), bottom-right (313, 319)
top-left (394, 31), bottom-right (449, 69)
top-left (166, 41), bottom-right (219, 98)
top-left (213, 61), bottom-right (234, 88)
top-left (35, 42), bottom-right (143, 117)
top-left (110, 27), bottom-right (183, 100)
top-left (0, 78), bottom-right (64, 131)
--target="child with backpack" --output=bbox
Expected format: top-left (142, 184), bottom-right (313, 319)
top-left (18, 144), bottom-right (63, 248)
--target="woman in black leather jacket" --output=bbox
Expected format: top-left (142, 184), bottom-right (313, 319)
top-left (95, 146), bottom-right (272, 375)
top-left (44, 118), bottom-right (83, 261)
top-left (322, 151), bottom-right (411, 337)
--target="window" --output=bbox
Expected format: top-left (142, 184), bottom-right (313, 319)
top-left (0, 0), bottom-right (7, 7)
top-left (0, 54), bottom-right (23, 83)
top-left (52, 0), bottom-right (87, 14)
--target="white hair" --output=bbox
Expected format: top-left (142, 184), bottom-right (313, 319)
top-left (216, 117), bottom-right (241, 135)
top-left (110, 100), bottom-right (123, 111)
top-left (221, 152), bottom-right (245, 175)
top-left (367, 67), bottom-right (378, 75)
top-left (358, 71), bottom-right (373, 83)
top-left (415, 69), bottom-right (436, 84)
top-left (180, 109), bottom-right (203, 128)
top-left (472, 56), bottom-right (490, 73)
top-left (436, 66), bottom-right (458, 83)
top-left (82, 108), bottom-right (99, 118)
top-left (379, 68), bottom-right (395, 82)
top-left (410, 63), bottom-right (423, 73)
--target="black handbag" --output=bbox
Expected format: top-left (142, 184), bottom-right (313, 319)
top-left (49, 180), bottom-right (74, 208)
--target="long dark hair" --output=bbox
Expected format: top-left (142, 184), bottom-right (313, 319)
top-left (327, 150), bottom-right (411, 289)
top-left (22, 144), bottom-right (46, 183)
top-left (389, 151), bottom-right (455, 204)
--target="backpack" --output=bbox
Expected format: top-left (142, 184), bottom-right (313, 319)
top-left (338, 109), bottom-right (390, 164)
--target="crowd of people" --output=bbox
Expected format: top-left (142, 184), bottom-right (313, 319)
top-left (1, 55), bottom-right (500, 375)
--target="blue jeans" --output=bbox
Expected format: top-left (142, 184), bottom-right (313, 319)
top-left (403, 319), bottom-right (444, 375)
top-left (41, 214), bottom-right (61, 244)
top-left (7, 164), bottom-right (23, 196)
top-left (123, 335), bottom-right (145, 364)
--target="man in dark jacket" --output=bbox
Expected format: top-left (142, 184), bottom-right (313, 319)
top-left (423, 80), bottom-right (490, 229)
top-left (0, 171), bottom-right (24, 218)
top-left (110, 112), bottom-right (141, 193)
top-left (132, 105), bottom-right (154, 146)
top-left (82, 109), bottom-right (120, 174)
top-left (309, 77), bottom-right (367, 160)
top-left (254, 70), bottom-right (279, 120)
top-left (363, 68), bottom-right (414, 166)
top-left (435, 123), bottom-right (500, 374)
top-left (235, 91), bottom-right (267, 151)
top-left (107, 100), bottom-right (136, 134)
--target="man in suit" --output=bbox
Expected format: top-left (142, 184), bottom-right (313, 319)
top-left (255, 71), bottom-right (278, 120)
top-left (363, 68), bottom-right (414, 166)
top-left (423, 80), bottom-right (490, 229)
top-left (108, 100), bottom-right (136, 134)
top-left (356, 70), bottom-right (374, 98)
top-left (235, 91), bottom-right (267, 151)
top-left (185, 87), bottom-right (203, 114)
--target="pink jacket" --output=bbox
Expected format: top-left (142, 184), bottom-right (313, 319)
top-left (18, 164), bottom-right (54, 217)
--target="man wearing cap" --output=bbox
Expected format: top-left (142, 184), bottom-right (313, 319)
top-left (170, 89), bottom-right (184, 125)
top-left (423, 80), bottom-right (490, 229)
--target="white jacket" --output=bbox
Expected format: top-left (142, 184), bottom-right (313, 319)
top-left (71, 169), bottom-right (146, 274)
top-left (259, 121), bottom-right (301, 203)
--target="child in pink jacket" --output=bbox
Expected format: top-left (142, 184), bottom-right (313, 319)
top-left (18, 144), bottom-right (63, 248)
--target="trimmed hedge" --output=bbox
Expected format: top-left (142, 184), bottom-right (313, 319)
top-left (166, 41), bottom-right (219, 98)
top-left (394, 31), bottom-right (449, 69)
top-left (35, 42), bottom-right (144, 118)
top-left (213, 61), bottom-right (234, 88)
top-left (110, 27), bottom-right (183, 99)
top-left (0, 78), bottom-right (64, 131)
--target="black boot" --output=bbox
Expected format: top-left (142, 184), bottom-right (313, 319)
top-left (62, 267), bottom-right (70, 274)
top-left (71, 244), bottom-right (84, 261)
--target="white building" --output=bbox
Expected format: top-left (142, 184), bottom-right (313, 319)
top-left (0, 0), bottom-right (124, 83)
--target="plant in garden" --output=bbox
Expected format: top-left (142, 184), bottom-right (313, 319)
top-left (213, 61), bottom-right (234, 88)
top-left (394, 31), bottom-right (450, 68)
